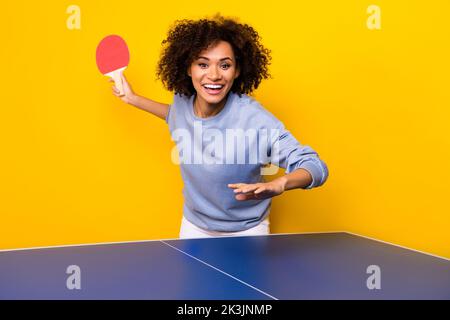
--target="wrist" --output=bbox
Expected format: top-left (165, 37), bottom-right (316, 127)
top-left (275, 176), bottom-right (288, 191)
top-left (127, 93), bottom-right (139, 106)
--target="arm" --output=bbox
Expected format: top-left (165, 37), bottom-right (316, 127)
top-left (276, 168), bottom-right (313, 191)
top-left (111, 73), bottom-right (169, 121)
top-left (228, 123), bottom-right (328, 201)
top-left (127, 94), bottom-right (170, 121)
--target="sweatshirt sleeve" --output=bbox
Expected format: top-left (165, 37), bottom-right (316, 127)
top-left (165, 94), bottom-right (178, 134)
top-left (165, 104), bottom-right (172, 124)
top-left (271, 122), bottom-right (329, 190)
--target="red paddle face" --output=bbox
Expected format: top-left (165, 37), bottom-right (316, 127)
top-left (96, 35), bottom-right (130, 75)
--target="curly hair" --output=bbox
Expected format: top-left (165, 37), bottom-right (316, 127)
top-left (156, 13), bottom-right (272, 98)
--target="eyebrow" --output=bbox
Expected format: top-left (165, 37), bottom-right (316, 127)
top-left (197, 56), bottom-right (233, 61)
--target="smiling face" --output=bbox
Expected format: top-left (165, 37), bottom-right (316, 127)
top-left (188, 40), bottom-right (240, 109)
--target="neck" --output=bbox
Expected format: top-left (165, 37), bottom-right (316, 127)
top-left (194, 93), bottom-right (229, 118)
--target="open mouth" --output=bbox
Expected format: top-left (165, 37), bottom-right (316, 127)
top-left (202, 84), bottom-right (225, 95)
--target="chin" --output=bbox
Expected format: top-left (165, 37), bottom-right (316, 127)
top-left (198, 88), bottom-right (230, 103)
top-left (205, 95), bottom-right (225, 103)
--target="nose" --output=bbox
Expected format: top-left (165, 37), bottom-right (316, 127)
top-left (207, 66), bottom-right (222, 81)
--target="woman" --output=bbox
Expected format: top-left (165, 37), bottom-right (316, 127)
top-left (111, 14), bottom-right (329, 239)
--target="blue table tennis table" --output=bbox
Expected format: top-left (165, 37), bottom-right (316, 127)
top-left (1, 232), bottom-right (449, 300)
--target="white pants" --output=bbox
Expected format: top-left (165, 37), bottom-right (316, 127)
top-left (179, 216), bottom-right (270, 239)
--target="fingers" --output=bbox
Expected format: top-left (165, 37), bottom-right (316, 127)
top-left (110, 79), bottom-right (118, 91)
top-left (228, 183), bottom-right (245, 189)
top-left (235, 193), bottom-right (258, 201)
top-left (234, 184), bottom-right (261, 194)
top-left (111, 86), bottom-right (120, 97)
top-left (110, 74), bottom-right (131, 96)
top-left (229, 183), bottom-right (250, 195)
top-left (228, 182), bottom-right (271, 201)
top-left (254, 186), bottom-right (267, 194)
top-left (120, 73), bottom-right (130, 90)
top-left (110, 79), bottom-right (121, 95)
top-left (121, 72), bottom-right (127, 83)
top-left (236, 188), bottom-right (273, 201)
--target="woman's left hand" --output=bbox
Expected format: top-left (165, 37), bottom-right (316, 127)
top-left (228, 179), bottom-right (286, 201)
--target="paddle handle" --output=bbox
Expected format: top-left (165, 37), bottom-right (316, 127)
top-left (108, 67), bottom-right (126, 96)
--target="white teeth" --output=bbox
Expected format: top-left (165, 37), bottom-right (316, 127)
top-left (204, 85), bottom-right (223, 89)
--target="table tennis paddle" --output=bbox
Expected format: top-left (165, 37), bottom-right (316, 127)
top-left (96, 35), bottom-right (130, 96)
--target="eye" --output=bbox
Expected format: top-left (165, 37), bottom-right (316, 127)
top-left (198, 63), bottom-right (208, 68)
top-left (221, 64), bottom-right (231, 69)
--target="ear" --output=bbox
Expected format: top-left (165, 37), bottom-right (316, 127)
top-left (235, 67), bottom-right (240, 79)
top-left (187, 66), bottom-right (192, 77)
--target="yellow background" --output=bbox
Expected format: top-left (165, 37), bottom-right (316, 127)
top-left (1, 1), bottom-right (449, 258)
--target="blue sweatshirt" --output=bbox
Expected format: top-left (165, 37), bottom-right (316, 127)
top-left (165, 91), bottom-right (328, 232)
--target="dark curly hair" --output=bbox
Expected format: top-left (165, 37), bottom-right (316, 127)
top-left (156, 13), bottom-right (272, 98)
